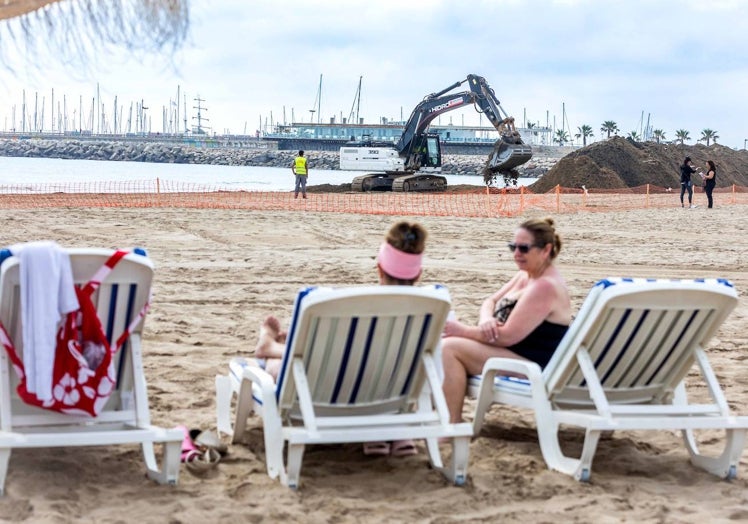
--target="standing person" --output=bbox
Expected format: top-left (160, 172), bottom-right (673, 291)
top-left (440, 217), bottom-right (572, 424)
top-left (679, 156), bottom-right (699, 208)
top-left (254, 221), bottom-right (427, 457)
top-left (291, 150), bottom-right (309, 199)
top-left (703, 160), bottom-right (717, 208)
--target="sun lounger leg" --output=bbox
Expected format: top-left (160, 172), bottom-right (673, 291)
top-left (535, 417), bottom-right (599, 481)
top-left (0, 448), bottom-right (9, 496)
top-left (445, 436), bottom-right (470, 486)
top-left (215, 374), bottom-right (235, 438)
top-left (143, 438), bottom-right (181, 485)
top-left (424, 437), bottom-right (443, 469)
top-left (685, 428), bottom-right (746, 479)
top-left (232, 381), bottom-right (255, 444)
top-left (575, 429), bottom-right (602, 482)
top-left (284, 443), bottom-right (305, 490)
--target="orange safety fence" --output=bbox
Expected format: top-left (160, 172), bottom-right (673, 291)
top-left (1, 179), bottom-right (747, 217)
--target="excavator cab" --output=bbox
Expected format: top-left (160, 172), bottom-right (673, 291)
top-left (407, 133), bottom-right (442, 172)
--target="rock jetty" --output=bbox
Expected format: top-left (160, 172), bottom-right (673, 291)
top-left (0, 138), bottom-right (561, 177)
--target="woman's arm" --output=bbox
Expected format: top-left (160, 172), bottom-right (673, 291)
top-left (444, 276), bottom-right (559, 348)
top-left (493, 277), bottom-right (558, 347)
top-left (478, 271), bottom-right (524, 324)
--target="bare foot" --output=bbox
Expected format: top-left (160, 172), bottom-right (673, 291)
top-left (255, 315), bottom-right (289, 359)
top-left (254, 329), bottom-right (277, 359)
top-left (263, 315), bottom-right (281, 338)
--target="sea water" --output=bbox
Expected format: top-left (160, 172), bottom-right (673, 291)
top-left (0, 156), bottom-right (536, 192)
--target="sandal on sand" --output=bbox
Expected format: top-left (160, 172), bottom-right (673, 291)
top-left (190, 428), bottom-right (228, 456)
top-left (178, 425), bottom-right (223, 473)
top-left (391, 439), bottom-right (418, 457)
top-left (363, 441), bottom-right (391, 456)
top-left (185, 447), bottom-right (222, 474)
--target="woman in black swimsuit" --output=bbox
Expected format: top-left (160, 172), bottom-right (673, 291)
top-left (441, 217), bottom-right (573, 423)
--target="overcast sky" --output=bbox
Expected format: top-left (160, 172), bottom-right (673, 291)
top-left (1, 0), bottom-right (747, 148)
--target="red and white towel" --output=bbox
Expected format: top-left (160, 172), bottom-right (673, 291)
top-left (10, 241), bottom-right (79, 402)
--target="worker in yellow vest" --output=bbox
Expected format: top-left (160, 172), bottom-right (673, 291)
top-left (291, 150), bottom-right (309, 199)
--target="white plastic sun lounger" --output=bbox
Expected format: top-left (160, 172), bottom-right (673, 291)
top-left (468, 278), bottom-right (747, 482)
top-left (216, 285), bottom-right (473, 489)
top-left (0, 248), bottom-right (182, 495)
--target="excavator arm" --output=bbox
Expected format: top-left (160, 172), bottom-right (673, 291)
top-left (395, 74), bottom-right (532, 177)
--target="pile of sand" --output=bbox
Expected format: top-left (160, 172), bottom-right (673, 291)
top-left (531, 137), bottom-right (748, 192)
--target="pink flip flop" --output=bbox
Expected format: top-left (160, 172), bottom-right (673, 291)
top-left (177, 425), bottom-right (222, 473)
top-left (178, 425), bottom-right (200, 462)
top-left (390, 439), bottom-right (418, 457)
top-left (363, 441), bottom-right (391, 456)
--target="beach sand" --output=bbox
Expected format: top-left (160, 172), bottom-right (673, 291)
top-left (0, 203), bottom-right (746, 523)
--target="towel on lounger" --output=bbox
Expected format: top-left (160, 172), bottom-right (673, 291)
top-left (10, 241), bottom-right (79, 402)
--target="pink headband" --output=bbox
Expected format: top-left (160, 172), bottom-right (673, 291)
top-left (378, 242), bottom-right (422, 280)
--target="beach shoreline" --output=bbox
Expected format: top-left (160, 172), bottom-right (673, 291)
top-left (0, 205), bottom-right (746, 522)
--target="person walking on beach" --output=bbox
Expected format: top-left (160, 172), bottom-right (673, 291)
top-left (291, 150), bottom-right (309, 199)
top-left (703, 160), bottom-right (717, 208)
top-left (679, 156), bottom-right (699, 208)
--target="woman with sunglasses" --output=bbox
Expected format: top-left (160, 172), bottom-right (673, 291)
top-left (441, 217), bottom-right (572, 423)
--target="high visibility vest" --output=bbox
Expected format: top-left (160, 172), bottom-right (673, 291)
top-left (294, 156), bottom-right (308, 175)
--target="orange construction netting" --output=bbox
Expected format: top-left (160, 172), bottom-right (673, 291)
top-left (1, 179), bottom-right (746, 217)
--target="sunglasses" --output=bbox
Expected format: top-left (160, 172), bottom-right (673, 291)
top-left (507, 242), bottom-right (542, 254)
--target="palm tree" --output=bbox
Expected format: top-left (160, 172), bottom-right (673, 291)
top-left (699, 129), bottom-right (719, 146)
top-left (575, 125), bottom-right (594, 146)
top-left (627, 131), bottom-right (641, 141)
top-left (554, 129), bottom-right (570, 146)
top-left (652, 129), bottom-right (666, 143)
top-left (675, 129), bottom-right (691, 145)
top-left (526, 121), bottom-right (538, 136)
top-left (600, 121), bottom-right (619, 139)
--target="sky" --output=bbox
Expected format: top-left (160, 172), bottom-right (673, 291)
top-left (1, 0), bottom-right (747, 148)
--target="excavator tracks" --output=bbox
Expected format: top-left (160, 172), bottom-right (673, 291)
top-left (352, 173), bottom-right (447, 192)
top-left (392, 174), bottom-right (447, 192)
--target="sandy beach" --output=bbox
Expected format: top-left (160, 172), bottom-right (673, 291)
top-left (0, 203), bottom-right (746, 523)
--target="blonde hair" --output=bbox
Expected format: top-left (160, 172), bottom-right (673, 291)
top-left (520, 217), bottom-right (562, 259)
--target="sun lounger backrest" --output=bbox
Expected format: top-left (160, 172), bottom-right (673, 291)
top-left (544, 278), bottom-right (738, 407)
top-left (276, 286), bottom-right (452, 417)
top-left (0, 248), bottom-right (153, 419)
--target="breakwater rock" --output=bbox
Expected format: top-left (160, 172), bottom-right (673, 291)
top-left (0, 138), bottom-right (561, 177)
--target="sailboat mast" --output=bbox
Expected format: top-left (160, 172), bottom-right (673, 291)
top-left (317, 74), bottom-right (322, 124)
top-left (356, 75), bottom-right (362, 124)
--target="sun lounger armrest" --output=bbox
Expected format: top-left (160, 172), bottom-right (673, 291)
top-left (473, 358), bottom-right (546, 435)
top-left (240, 365), bottom-right (278, 401)
top-left (481, 357), bottom-right (543, 382)
top-left (0, 248), bottom-right (12, 267)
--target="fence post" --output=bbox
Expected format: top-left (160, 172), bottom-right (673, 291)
top-left (516, 186), bottom-right (522, 215)
top-left (733, 184), bottom-right (736, 204)
top-left (646, 184), bottom-right (650, 208)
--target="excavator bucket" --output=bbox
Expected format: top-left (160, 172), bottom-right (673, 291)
top-left (485, 138), bottom-right (533, 174)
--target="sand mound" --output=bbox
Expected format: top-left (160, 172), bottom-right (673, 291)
top-left (531, 137), bottom-right (748, 192)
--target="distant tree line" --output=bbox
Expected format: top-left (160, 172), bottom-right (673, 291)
top-left (549, 120), bottom-right (720, 147)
